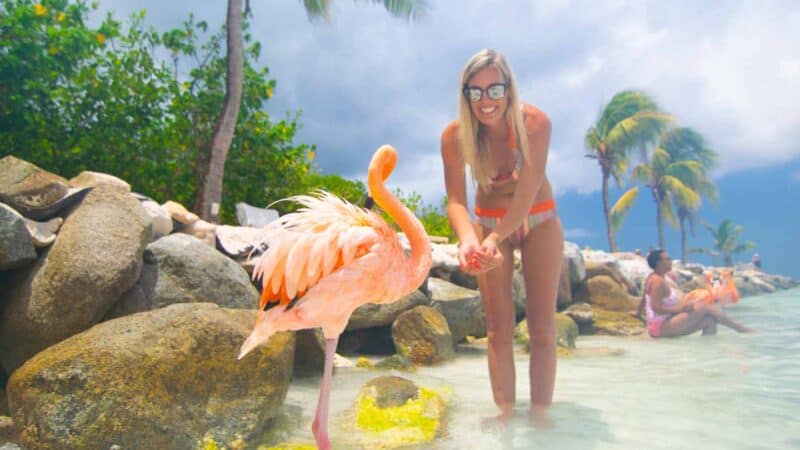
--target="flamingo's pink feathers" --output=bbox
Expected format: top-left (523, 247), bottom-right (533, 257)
top-left (251, 191), bottom-right (389, 309)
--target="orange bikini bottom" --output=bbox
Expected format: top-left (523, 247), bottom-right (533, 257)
top-left (474, 199), bottom-right (557, 247)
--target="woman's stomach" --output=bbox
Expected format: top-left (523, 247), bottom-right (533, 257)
top-left (475, 178), bottom-right (554, 210)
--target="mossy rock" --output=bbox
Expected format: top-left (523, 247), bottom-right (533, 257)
top-left (514, 313), bottom-right (578, 352)
top-left (350, 376), bottom-right (449, 448)
top-left (8, 303), bottom-right (295, 450)
top-left (590, 305), bottom-right (646, 336)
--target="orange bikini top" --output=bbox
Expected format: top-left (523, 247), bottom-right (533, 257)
top-left (491, 128), bottom-right (521, 183)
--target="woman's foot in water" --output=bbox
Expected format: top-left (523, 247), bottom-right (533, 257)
top-left (529, 404), bottom-right (553, 429)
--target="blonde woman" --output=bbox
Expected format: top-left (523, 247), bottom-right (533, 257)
top-left (440, 49), bottom-right (563, 424)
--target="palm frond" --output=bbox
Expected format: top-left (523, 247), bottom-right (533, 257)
top-left (661, 175), bottom-right (700, 209)
top-left (630, 163), bottom-right (651, 183)
top-left (610, 187), bottom-right (639, 231)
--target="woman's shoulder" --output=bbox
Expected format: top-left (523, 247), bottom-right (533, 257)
top-left (521, 103), bottom-right (551, 134)
top-left (441, 119), bottom-right (460, 144)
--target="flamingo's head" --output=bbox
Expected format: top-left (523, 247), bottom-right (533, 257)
top-left (368, 145), bottom-right (397, 189)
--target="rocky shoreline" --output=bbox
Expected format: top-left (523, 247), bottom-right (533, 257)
top-left (1, 155), bottom-right (796, 449)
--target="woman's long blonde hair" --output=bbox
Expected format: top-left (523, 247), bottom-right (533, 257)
top-left (457, 49), bottom-right (529, 191)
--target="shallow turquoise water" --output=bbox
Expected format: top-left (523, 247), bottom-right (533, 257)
top-left (276, 288), bottom-right (800, 449)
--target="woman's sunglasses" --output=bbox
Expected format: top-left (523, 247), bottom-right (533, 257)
top-left (463, 83), bottom-right (507, 102)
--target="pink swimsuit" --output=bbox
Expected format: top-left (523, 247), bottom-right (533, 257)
top-left (645, 281), bottom-right (680, 338)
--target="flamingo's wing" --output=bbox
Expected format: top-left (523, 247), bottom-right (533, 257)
top-left (251, 191), bottom-right (392, 310)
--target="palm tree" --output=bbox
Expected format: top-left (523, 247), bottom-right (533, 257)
top-left (611, 127), bottom-right (715, 251)
top-left (691, 219), bottom-right (756, 266)
top-left (195, 0), bottom-right (429, 221)
top-left (585, 90), bottom-right (672, 252)
top-left (670, 133), bottom-right (718, 262)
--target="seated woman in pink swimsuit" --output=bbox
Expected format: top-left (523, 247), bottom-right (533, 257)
top-left (440, 49), bottom-right (563, 425)
top-left (644, 249), bottom-right (752, 338)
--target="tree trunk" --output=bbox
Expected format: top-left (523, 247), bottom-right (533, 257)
top-left (679, 215), bottom-right (687, 264)
top-left (653, 188), bottom-right (664, 250)
top-left (602, 168), bottom-right (617, 252)
top-left (194, 0), bottom-right (244, 221)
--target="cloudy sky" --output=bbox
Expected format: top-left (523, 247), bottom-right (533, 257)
top-left (96, 0), bottom-right (800, 277)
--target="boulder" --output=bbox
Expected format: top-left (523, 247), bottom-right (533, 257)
top-left (348, 376), bottom-right (447, 449)
top-left (7, 303), bottom-right (294, 450)
top-left (588, 306), bottom-right (645, 336)
top-left (68, 171), bottom-right (130, 192)
top-left (105, 233), bottom-right (258, 320)
top-left (514, 313), bottom-right (578, 352)
top-left (427, 277), bottom-right (485, 344)
top-left (0, 185), bottom-right (151, 372)
top-left (575, 275), bottom-right (640, 313)
top-left (563, 241), bottom-right (586, 284)
top-left (391, 306), bottom-right (454, 365)
top-left (347, 289), bottom-right (430, 331)
top-left (584, 260), bottom-right (637, 295)
top-left (0, 204), bottom-right (35, 270)
top-left (293, 328), bottom-right (326, 377)
top-left (235, 202), bottom-right (279, 228)
top-left (563, 303), bottom-right (595, 334)
top-left (0, 156), bottom-right (73, 220)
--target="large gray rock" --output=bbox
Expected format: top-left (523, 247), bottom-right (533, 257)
top-left (7, 303), bottom-right (294, 450)
top-left (616, 253), bottom-right (650, 295)
top-left (105, 233), bottom-right (258, 320)
top-left (563, 241), bottom-right (586, 284)
top-left (427, 277), bottom-right (485, 344)
top-left (347, 289), bottom-right (430, 331)
top-left (235, 202), bottom-right (278, 227)
top-left (0, 185), bottom-right (151, 372)
top-left (0, 204), bottom-right (35, 270)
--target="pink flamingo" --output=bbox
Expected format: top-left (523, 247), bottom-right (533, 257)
top-left (684, 271), bottom-right (740, 305)
top-left (237, 145), bottom-right (432, 450)
top-left (684, 272), bottom-right (716, 305)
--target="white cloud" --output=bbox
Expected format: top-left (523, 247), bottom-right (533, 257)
top-left (94, 0), bottom-right (800, 204)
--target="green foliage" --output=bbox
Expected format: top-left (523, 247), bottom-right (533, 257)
top-left (691, 219), bottom-right (756, 266)
top-left (294, 172), bottom-right (368, 210)
top-left (390, 188), bottom-right (454, 241)
top-left (0, 0), bottom-right (311, 223)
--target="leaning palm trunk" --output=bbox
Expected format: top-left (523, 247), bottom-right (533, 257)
top-left (602, 169), bottom-right (617, 252)
top-left (195, 0), bottom-right (244, 221)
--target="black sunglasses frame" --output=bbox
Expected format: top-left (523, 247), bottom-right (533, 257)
top-left (462, 83), bottom-right (508, 102)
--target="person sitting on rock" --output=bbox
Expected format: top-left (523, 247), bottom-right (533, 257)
top-left (644, 249), bottom-right (753, 338)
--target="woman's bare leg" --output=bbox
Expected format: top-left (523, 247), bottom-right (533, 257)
top-left (660, 311), bottom-right (715, 337)
top-left (478, 227), bottom-right (517, 414)
top-left (520, 217), bottom-right (563, 413)
top-left (693, 303), bottom-right (752, 332)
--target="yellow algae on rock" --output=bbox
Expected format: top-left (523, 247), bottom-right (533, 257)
top-left (259, 444), bottom-right (316, 450)
top-left (355, 386), bottom-right (447, 446)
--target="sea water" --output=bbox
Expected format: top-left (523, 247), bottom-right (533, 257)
top-left (272, 288), bottom-right (800, 449)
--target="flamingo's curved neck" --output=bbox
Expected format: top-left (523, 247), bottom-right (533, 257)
top-left (368, 153), bottom-right (432, 285)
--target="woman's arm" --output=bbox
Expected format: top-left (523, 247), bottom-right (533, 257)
top-left (483, 106), bottom-right (551, 244)
top-left (441, 122), bottom-right (478, 245)
top-left (650, 276), bottom-right (691, 315)
top-left (441, 122), bottom-right (494, 272)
